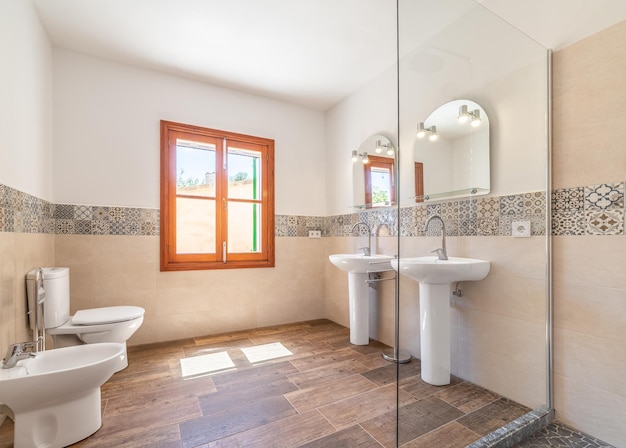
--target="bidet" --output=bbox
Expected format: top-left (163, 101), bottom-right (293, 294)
top-left (0, 343), bottom-right (125, 448)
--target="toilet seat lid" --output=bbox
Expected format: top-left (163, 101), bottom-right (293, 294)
top-left (72, 306), bottom-right (145, 325)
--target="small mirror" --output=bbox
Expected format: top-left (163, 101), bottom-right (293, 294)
top-left (414, 99), bottom-right (490, 201)
top-left (352, 134), bottom-right (396, 209)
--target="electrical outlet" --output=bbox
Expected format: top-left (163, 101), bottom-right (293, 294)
top-left (512, 220), bottom-right (531, 237)
top-left (308, 230), bottom-right (321, 239)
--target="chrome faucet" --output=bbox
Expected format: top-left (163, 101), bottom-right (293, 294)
top-left (350, 221), bottom-right (372, 256)
top-left (424, 215), bottom-right (448, 260)
top-left (3, 341), bottom-right (37, 369)
top-left (376, 222), bottom-right (391, 236)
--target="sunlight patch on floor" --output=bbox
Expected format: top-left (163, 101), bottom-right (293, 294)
top-left (241, 342), bottom-right (293, 363)
top-left (180, 351), bottom-right (235, 377)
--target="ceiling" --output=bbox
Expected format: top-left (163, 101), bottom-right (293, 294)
top-left (33, 0), bottom-right (626, 111)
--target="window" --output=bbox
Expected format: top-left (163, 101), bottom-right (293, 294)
top-left (364, 155), bottom-right (395, 207)
top-left (160, 121), bottom-right (275, 271)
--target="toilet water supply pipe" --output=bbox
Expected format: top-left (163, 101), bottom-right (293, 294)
top-left (32, 268), bottom-right (46, 352)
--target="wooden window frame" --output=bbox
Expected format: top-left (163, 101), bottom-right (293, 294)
top-left (414, 162), bottom-right (424, 203)
top-left (364, 155), bottom-right (396, 207)
top-left (160, 120), bottom-right (275, 271)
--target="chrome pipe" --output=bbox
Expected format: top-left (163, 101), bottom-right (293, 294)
top-left (545, 48), bottom-right (554, 411)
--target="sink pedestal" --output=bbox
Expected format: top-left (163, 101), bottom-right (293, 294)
top-left (392, 256), bottom-right (491, 386)
top-left (329, 254), bottom-right (394, 346)
top-left (348, 272), bottom-right (370, 345)
top-left (419, 283), bottom-right (451, 385)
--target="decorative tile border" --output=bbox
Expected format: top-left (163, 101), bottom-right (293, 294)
top-left (0, 184), bottom-right (159, 236)
top-left (1, 182), bottom-right (624, 237)
top-left (552, 182), bottom-right (625, 236)
top-left (468, 407), bottom-right (554, 448)
top-left (515, 421), bottom-right (616, 448)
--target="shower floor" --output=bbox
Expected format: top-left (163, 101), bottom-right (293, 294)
top-left (0, 320), bottom-right (534, 447)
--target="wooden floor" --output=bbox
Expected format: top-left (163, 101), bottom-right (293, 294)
top-left (0, 320), bottom-right (531, 448)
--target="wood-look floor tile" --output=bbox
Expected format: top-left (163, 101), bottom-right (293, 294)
top-left (104, 373), bottom-right (217, 416)
top-left (0, 321), bottom-right (532, 448)
top-left (211, 360), bottom-right (299, 388)
top-left (457, 398), bottom-right (530, 436)
top-left (79, 396), bottom-right (200, 446)
top-left (359, 351), bottom-right (394, 369)
top-left (302, 321), bottom-right (349, 337)
top-left (287, 358), bottom-right (369, 389)
top-left (341, 339), bottom-right (389, 354)
top-left (207, 410), bottom-right (335, 448)
top-left (70, 423), bottom-right (184, 448)
top-left (318, 383), bottom-right (417, 430)
top-left (285, 373), bottom-right (378, 412)
top-left (198, 375), bottom-right (297, 415)
top-left (180, 395), bottom-right (297, 447)
top-left (0, 418), bottom-right (13, 448)
top-left (194, 332), bottom-right (253, 346)
top-left (184, 338), bottom-right (255, 357)
top-left (435, 381), bottom-right (501, 413)
top-left (289, 347), bottom-right (365, 372)
top-left (298, 425), bottom-right (384, 448)
top-left (362, 396), bottom-right (465, 447)
top-left (399, 375), bottom-right (463, 400)
top-left (401, 421), bottom-right (481, 448)
top-left (362, 359), bottom-right (421, 386)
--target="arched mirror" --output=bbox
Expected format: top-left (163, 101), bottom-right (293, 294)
top-left (352, 134), bottom-right (396, 209)
top-left (413, 99), bottom-right (490, 201)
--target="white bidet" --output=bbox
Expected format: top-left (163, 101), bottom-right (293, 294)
top-left (0, 342), bottom-right (125, 448)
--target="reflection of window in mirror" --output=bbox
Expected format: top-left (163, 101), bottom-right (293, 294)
top-left (414, 162), bottom-right (424, 203)
top-left (365, 155), bottom-right (395, 207)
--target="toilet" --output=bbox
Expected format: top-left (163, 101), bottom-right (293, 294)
top-left (26, 267), bottom-right (144, 371)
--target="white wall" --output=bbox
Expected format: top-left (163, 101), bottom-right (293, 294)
top-left (325, 66), bottom-right (398, 216)
top-left (397, 4), bottom-right (547, 207)
top-left (52, 48), bottom-right (327, 215)
top-left (0, 0), bottom-right (54, 200)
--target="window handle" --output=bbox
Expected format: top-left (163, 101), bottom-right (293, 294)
top-left (223, 241), bottom-right (227, 263)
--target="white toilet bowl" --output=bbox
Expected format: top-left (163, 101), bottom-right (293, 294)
top-left (47, 306), bottom-right (144, 370)
top-left (26, 268), bottom-right (144, 371)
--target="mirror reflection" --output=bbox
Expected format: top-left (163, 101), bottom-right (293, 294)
top-left (413, 99), bottom-right (490, 201)
top-left (353, 134), bottom-right (396, 209)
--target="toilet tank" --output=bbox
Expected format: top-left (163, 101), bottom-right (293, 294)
top-left (26, 267), bottom-right (70, 329)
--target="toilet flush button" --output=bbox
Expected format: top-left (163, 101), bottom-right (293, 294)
top-left (512, 220), bottom-right (531, 237)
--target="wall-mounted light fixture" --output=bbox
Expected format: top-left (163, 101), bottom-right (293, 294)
top-left (416, 122), bottom-right (439, 141)
top-left (375, 140), bottom-right (394, 156)
top-left (457, 105), bottom-right (482, 127)
top-left (352, 150), bottom-right (369, 164)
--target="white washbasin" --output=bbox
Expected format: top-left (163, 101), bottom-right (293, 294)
top-left (329, 253), bottom-right (394, 274)
top-left (329, 253), bottom-right (395, 345)
top-left (0, 343), bottom-right (126, 448)
top-left (391, 256), bottom-right (490, 284)
top-left (391, 255), bottom-right (490, 386)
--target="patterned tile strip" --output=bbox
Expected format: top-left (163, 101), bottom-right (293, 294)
top-left (1, 182), bottom-right (624, 237)
top-left (514, 421), bottom-right (617, 448)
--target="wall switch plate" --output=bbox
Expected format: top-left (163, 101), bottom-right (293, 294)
top-left (308, 230), bottom-right (322, 239)
top-left (512, 220), bottom-right (531, 237)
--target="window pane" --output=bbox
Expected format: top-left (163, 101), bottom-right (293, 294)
top-left (228, 147), bottom-right (261, 200)
top-left (176, 197), bottom-right (216, 254)
top-left (176, 139), bottom-right (216, 197)
top-left (228, 202), bottom-right (261, 253)
top-left (371, 167), bottom-right (392, 206)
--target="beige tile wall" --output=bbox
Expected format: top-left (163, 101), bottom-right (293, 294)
top-left (53, 235), bottom-right (327, 345)
top-left (552, 20), bottom-right (626, 446)
top-left (0, 233), bottom-right (55, 353)
top-left (552, 21), bottom-right (626, 190)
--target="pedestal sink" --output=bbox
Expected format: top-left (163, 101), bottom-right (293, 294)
top-left (329, 254), bottom-right (394, 345)
top-left (392, 256), bottom-right (490, 385)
